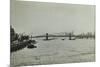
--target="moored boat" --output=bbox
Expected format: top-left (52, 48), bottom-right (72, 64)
top-left (27, 44), bottom-right (37, 48)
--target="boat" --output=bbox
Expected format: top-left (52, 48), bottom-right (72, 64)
top-left (27, 44), bottom-right (37, 49)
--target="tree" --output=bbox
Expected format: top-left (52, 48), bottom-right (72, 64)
top-left (10, 25), bottom-right (18, 43)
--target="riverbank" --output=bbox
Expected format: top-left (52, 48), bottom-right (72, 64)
top-left (11, 40), bottom-right (37, 52)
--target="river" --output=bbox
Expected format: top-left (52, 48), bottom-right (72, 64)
top-left (11, 37), bottom-right (95, 66)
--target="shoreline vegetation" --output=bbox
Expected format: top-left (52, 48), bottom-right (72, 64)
top-left (10, 25), bottom-right (95, 52)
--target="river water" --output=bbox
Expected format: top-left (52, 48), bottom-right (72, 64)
top-left (10, 37), bottom-right (95, 66)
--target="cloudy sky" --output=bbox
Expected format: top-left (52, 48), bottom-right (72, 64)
top-left (11, 0), bottom-right (95, 35)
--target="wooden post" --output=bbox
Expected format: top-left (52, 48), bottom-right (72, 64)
top-left (46, 33), bottom-right (48, 40)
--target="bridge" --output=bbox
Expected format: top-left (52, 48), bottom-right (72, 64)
top-left (29, 33), bottom-right (77, 40)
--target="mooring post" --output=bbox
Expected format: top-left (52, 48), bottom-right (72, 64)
top-left (46, 33), bottom-right (48, 40)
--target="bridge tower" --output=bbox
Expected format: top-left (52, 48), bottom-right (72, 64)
top-left (69, 33), bottom-right (72, 40)
top-left (46, 33), bottom-right (49, 40)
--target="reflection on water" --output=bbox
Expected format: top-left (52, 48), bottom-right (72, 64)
top-left (11, 38), bottom-right (95, 66)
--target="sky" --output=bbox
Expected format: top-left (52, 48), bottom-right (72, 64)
top-left (11, 0), bottom-right (95, 35)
